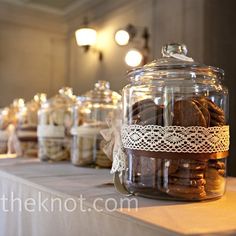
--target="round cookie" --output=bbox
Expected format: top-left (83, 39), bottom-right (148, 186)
top-left (196, 97), bottom-right (225, 126)
top-left (208, 160), bottom-right (226, 170)
top-left (205, 168), bottom-right (225, 194)
top-left (205, 98), bottom-right (224, 116)
top-left (131, 99), bottom-right (156, 117)
top-left (178, 159), bottom-right (207, 170)
top-left (132, 106), bottom-right (163, 125)
top-left (172, 100), bottom-right (207, 127)
top-left (168, 177), bottom-right (206, 187)
top-left (210, 112), bottom-right (225, 124)
top-left (169, 169), bottom-right (204, 179)
top-left (138, 114), bottom-right (163, 126)
top-left (166, 184), bottom-right (206, 200)
top-left (192, 99), bottom-right (210, 127)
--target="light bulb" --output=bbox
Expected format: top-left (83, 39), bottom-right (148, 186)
top-left (75, 28), bottom-right (97, 46)
top-left (115, 30), bottom-right (130, 46)
top-left (125, 49), bottom-right (143, 67)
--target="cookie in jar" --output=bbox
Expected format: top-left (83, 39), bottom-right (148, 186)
top-left (113, 43), bottom-right (229, 201)
top-left (37, 87), bottom-right (76, 162)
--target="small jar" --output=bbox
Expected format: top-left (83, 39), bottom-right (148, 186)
top-left (37, 88), bottom-right (75, 162)
top-left (117, 43), bottom-right (229, 201)
top-left (71, 80), bottom-right (121, 168)
top-left (16, 93), bottom-right (46, 157)
top-left (0, 108), bottom-right (10, 154)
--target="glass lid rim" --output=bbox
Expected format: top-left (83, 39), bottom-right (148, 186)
top-left (126, 63), bottom-right (224, 77)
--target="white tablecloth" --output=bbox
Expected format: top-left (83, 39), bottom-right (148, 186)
top-left (0, 157), bottom-right (236, 236)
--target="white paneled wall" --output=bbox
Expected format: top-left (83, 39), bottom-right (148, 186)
top-left (0, 21), bottom-right (67, 106)
top-left (153, 0), bottom-right (204, 61)
top-left (0, 0), bottom-right (204, 106)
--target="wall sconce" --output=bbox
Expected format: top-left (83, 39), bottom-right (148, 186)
top-left (75, 18), bottom-right (103, 61)
top-left (75, 28), bottom-right (97, 47)
top-left (115, 24), bottom-right (150, 67)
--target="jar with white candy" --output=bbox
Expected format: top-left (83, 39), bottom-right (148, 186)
top-left (16, 93), bottom-right (47, 157)
top-left (37, 87), bottom-right (76, 162)
top-left (71, 81), bottom-right (121, 168)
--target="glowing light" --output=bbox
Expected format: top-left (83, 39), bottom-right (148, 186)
top-left (75, 28), bottom-right (97, 46)
top-left (125, 49), bottom-right (143, 67)
top-left (115, 30), bottom-right (130, 46)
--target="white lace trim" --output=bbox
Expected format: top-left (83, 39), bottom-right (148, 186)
top-left (110, 148), bottom-right (127, 174)
top-left (121, 125), bottom-right (229, 153)
top-left (37, 125), bottom-right (65, 138)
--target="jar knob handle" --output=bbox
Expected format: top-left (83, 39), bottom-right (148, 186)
top-left (161, 43), bottom-right (194, 62)
top-left (95, 80), bottom-right (110, 90)
top-left (59, 87), bottom-right (73, 97)
top-left (161, 43), bottom-right (188, 57)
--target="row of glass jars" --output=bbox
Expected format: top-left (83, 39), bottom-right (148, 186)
top-left (37, 81), bottom-right (120, 167)
top-left (4, 81), bottom-right (121, 168)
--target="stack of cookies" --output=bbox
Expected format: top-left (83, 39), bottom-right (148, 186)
top-left (72, 123), bottom-right (112, 168)
top-left (39, 138), bottom-right (70, 161)
top-left (205, 160), bottom-right (226, 194)
top-left (125, 97), bottom-right (227, 200)
top-left (38, 109), bottom-right (72, 161)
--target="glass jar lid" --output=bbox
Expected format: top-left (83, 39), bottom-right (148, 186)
top-left (33, 93), bottom-right (47, 104)
top-left (12, 98), bottom-right (25, 108)
top-left (41, 87), bottom-right (75, 110)
top-left (25, 93), bottom-right (47, 111)
top-left (83, 80), bottom-right (121, 104)
top-left (8, 98), bottom-right (25, 124)
top-left (18, 93), bottom-right (47, 125)
top-left (127, 43), bottom-right (224, 81)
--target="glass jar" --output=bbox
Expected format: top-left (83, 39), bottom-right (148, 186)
top-left (37, 88), bottom-right (75, 162)
top-left (6, 98), bottom-right (25, 154)
top-left (0, 107), bottom-right (10, 154)
top-left (118, 43), bottom-right (229, 201)
top-left (16, 93), bottom-right (47, 157)
top-left (71, 80), bottom-right (121, 168)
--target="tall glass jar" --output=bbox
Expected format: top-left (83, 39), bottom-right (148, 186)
top-left (16, 93), bottom-right (46, 157)
top-left (71, 80), bottom-right (121, 168)
top-left (0, 108), bottom-right (10, 154)
top-left (117, 43), bottom-right (229, 201)
top-left (37, 88), bottom-right (75, 162)
top-left (7, 98), bottom-right (25, 154)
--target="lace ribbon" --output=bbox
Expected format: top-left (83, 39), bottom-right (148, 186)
top-left (121, 125), bottom-right (229, 154)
